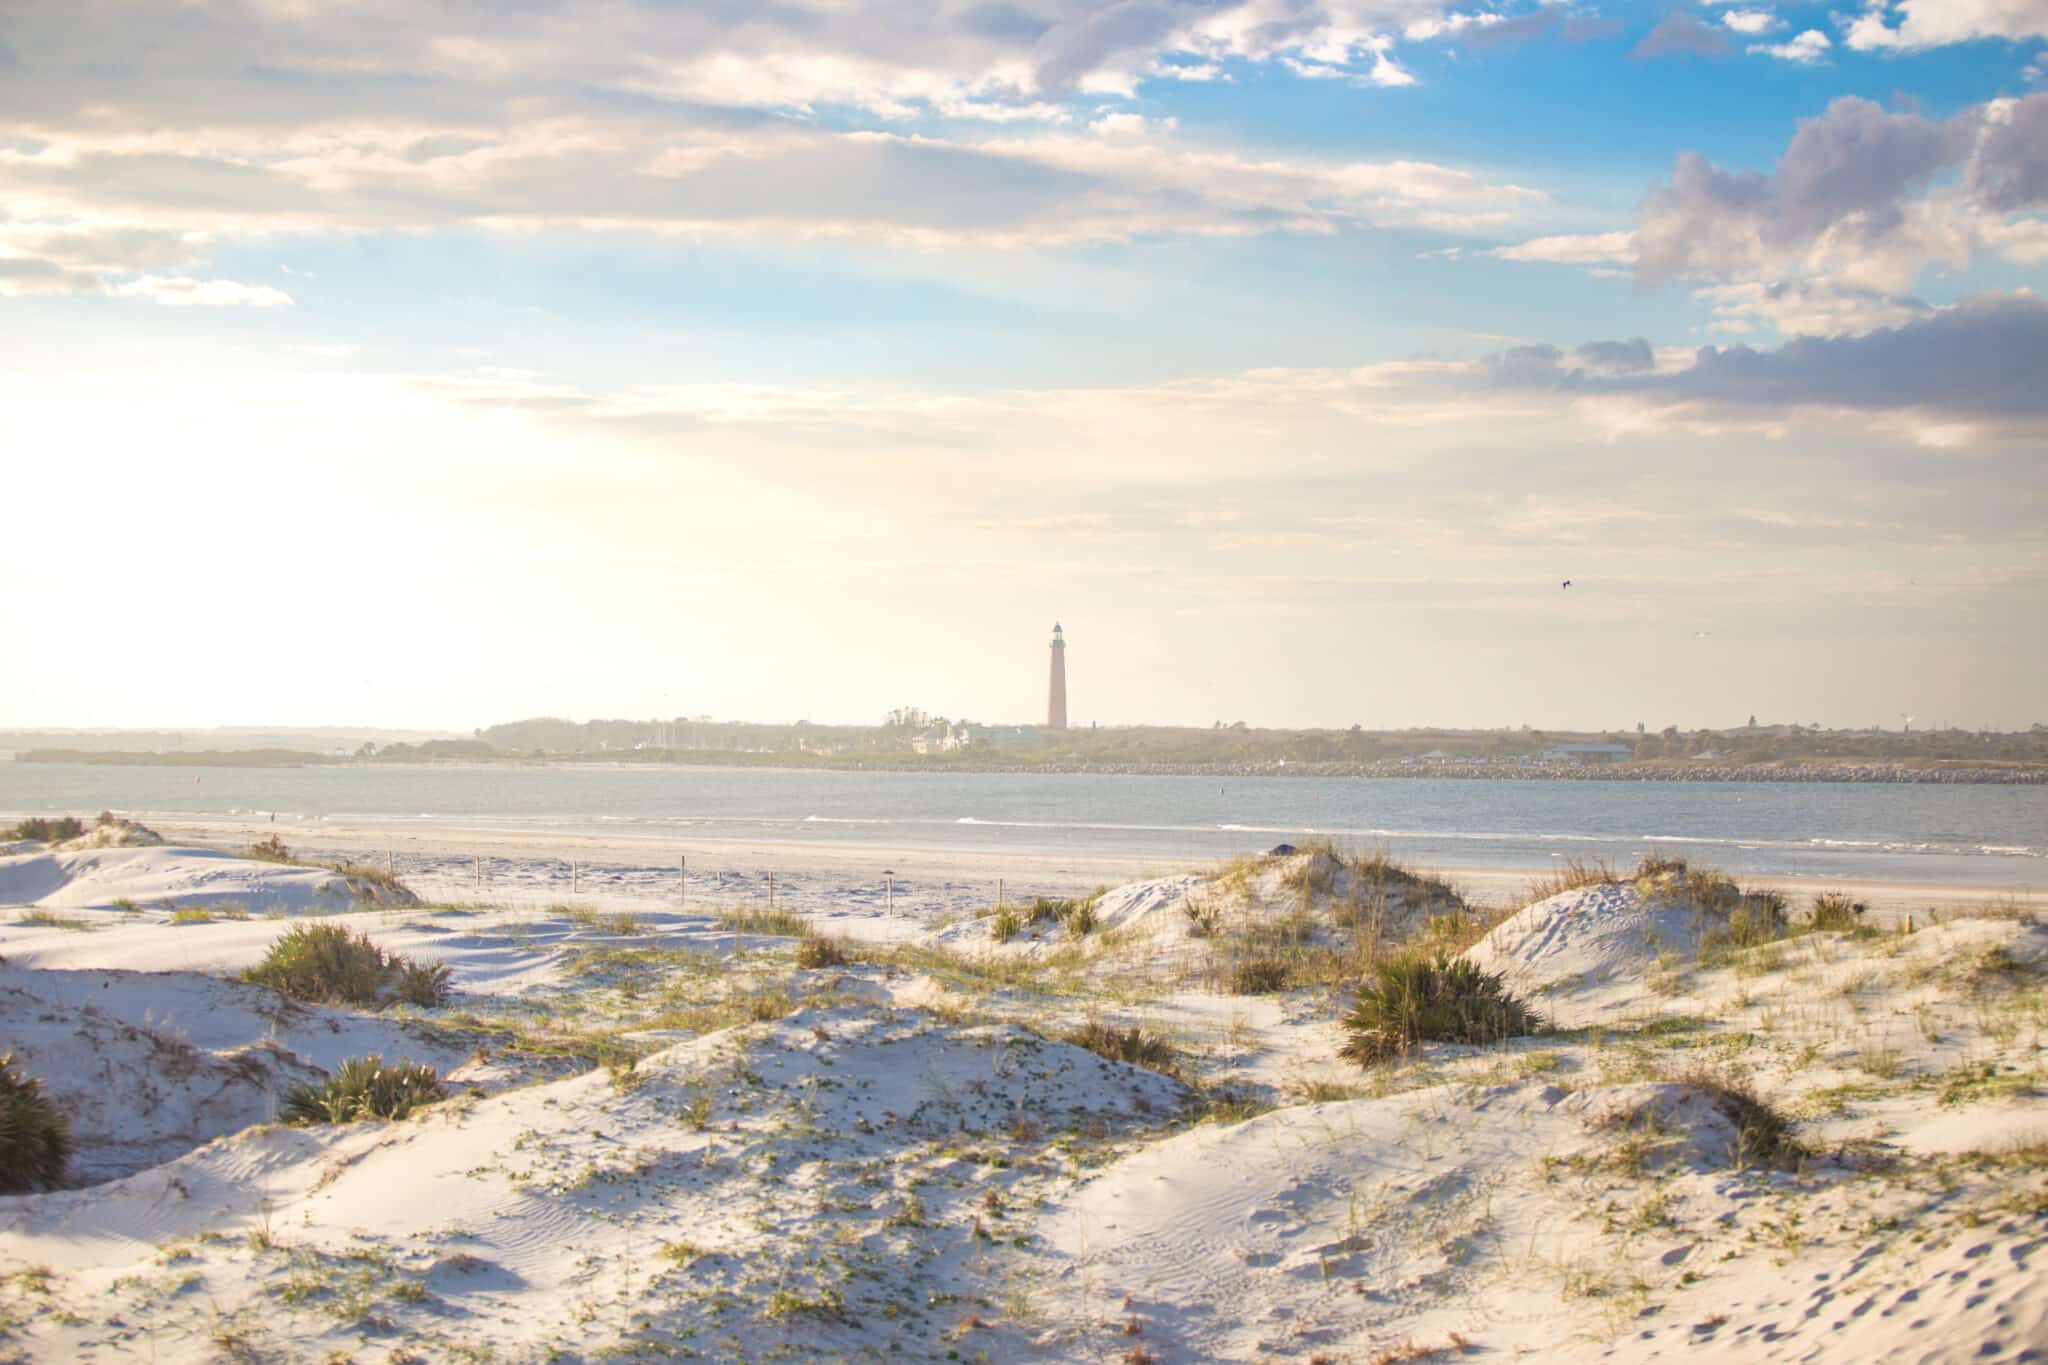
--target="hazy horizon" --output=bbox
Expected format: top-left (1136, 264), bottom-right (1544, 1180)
top-left (3, 2), bottom-right (2044, 733)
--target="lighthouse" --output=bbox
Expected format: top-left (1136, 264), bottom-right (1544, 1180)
top-left (1046, 623), bottom-right (1068, 730)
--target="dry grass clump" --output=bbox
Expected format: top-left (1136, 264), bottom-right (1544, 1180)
top-left (717, 907), bottom-right (812, 938)
top-left (1806, 891), bottom-right (1868, 933)
top-left (240, 924), bottom-right (452, 1009)
top-left (1521, 858), bottom-right (1621, 904)
top-left (8, 816), bottom-right (86, 843)
top-left (1226, 957), bottom-right (1291, 995)
top-left (1062, 1020), bottom-right (1185, 1080)
top-left (0, 1052), bottom-right (70, 1193)
top-left (1338, 952), bottom-right (1543, 1067)
top-left (1671, 1065), bottom-right (1804, 1170)
top-left (284, 1056), bottom-right (445, 1124)
top-left (794, 936), bottom-right (848, 969)
top-left (987, 890), bottom-right (1106, 943)
top-left (244, 833), bottom-right (295, 863)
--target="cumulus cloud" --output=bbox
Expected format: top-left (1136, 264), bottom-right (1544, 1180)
top-left (1630, 13), bottom-right (1732, 59)
top-left (1750, 29), bottom-right (1832, 62)
top-left (1845, 0), bottom-right (2048, 52)
top-left (1633, 94), bottom-right (2043, 290)
top-left (1721, 10), bottom-right (1784, 36)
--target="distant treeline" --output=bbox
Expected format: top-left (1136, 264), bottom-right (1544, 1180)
top-left (471, 716), bottom-right (2048, 769)
top-left (15, 719), bottom-right (2047, 774)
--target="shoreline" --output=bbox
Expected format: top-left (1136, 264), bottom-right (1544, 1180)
top-left (146, 815), bottom-right (2046, 921)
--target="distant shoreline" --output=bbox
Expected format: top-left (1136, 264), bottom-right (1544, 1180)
top-left (13, 750), bottom-right (2047, 784)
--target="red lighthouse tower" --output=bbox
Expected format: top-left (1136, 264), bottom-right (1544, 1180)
top-left (1047, 623), bottom-right (1068, 730)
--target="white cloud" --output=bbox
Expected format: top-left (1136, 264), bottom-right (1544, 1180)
top-left (1750, 29), bottom-right (1832, 62)
top-left (1721, 9), bottom-right (1784, 35)
top-left (1487, 231), bottom-right (1637, 265)
top-left (1844, 0), bottom-right (2048, 51)
top-left (1694, 279), bottom-right (1934, 335)
top-left (106, 276), bottom-right (294, 307)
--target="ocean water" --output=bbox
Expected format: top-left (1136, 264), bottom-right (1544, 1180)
top-left (2, 762), bottom-right (2043, 887)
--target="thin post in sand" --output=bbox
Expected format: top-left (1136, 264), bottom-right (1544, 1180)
top-left (768, 872), bottom-right (776, 909)
top-left (996, 877), bottom-right (1004, 912)
top-left (473, 854), bottom-right (481, 889)
top-left (571, 860), bottom-right (579, 894)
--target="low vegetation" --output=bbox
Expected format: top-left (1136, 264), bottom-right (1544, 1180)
top-left (0, 1052), bottom-right (70, 1193)
top-left (1806, 891), bottom-right (1868, 933)
top-left (240, 924), bottom-right (452, 1009)
top-left (7, 816), bottom-right (86, 843)
top-left (795, 936), bottom-right (849, 969)
top-left (1062, 1020), bottom-right (1185, 1080)
top-left (1339, 952), bottom-right (1543, 1066)
top-left (283, 1057), bottom-right (446, 1125)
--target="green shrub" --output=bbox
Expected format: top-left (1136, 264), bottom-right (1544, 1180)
top-left (9, 817), bottom-right (84, 844)
top-left (989, 908), bottom-right (1021, 943)
top-left (795, 936), bottom-right (847, 969)
top-left (1063, 1021), bottom-right (1184, 1079)
top-left (244, 834), bottom-right (295, 864)
top-left (241, 924), bottom-right (450, 1009)
top-left (1806, 892), bottom-right (1866, 932)
top-left (393, 959), bottom-right (454, 1008)
top-left (284, 1056), bottom-right (444, 1124)
top-left (0, 1053), bottom-right (70, 1193)
top-left (1338, 953), bottom-right (1542, 1067)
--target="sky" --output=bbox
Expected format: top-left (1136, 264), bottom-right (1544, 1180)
top-left (0, 0), bottom-right (2044, 734)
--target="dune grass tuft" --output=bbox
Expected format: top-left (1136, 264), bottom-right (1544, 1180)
top-left (1063, 1020), bottom-right (1185, 1080)
top-left (795, 936), bottom-right (848, 969)
top-left (1338, 952), bottom-right (1542, 1067)
top-left (284, 1056), bottom-right (445, 1124)
top-left (0, 1052), bottom-right (70, 1193)
top-left (241, 924), bottom-right (452, 1009)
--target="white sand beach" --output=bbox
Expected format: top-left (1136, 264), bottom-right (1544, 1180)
top-left (1, 828), bottom-right (2045, 1362)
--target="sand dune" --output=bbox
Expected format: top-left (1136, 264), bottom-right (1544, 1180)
top-left (0, 845), bottom-right (2043, 1361)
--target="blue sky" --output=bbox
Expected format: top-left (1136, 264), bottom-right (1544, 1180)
top-left (1, 0), bottom-right (2044, 731)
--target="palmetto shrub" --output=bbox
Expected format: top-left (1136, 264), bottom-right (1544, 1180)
top-left (1338, 953), bottom-right (1542, 1067)
top-left (0, 1052), bottom-right (70, 1193)
top-left (241, 924), bottom-right (451, 1009)
top-left (284, 1056), bottom-right (445, 1124)
top-left (393, 959), bottom-right (455, 1008)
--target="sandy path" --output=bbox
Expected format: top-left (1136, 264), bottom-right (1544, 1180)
top-left (147, 815), bottom-right (2042, 921)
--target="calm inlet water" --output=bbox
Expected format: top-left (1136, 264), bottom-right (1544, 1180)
top-left (2, 763), bottom-right (2043, 887)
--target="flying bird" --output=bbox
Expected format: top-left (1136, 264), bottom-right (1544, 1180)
top-left (1561, 579), bottom-right (1572, 589)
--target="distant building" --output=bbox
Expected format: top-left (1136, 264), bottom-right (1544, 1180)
top-left (1047, 623), bottom-right (1068, 730)
top-left (1545, 742), bottom-right (1634, 763)
top-left (911, 723), bottom-right (973, 755)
